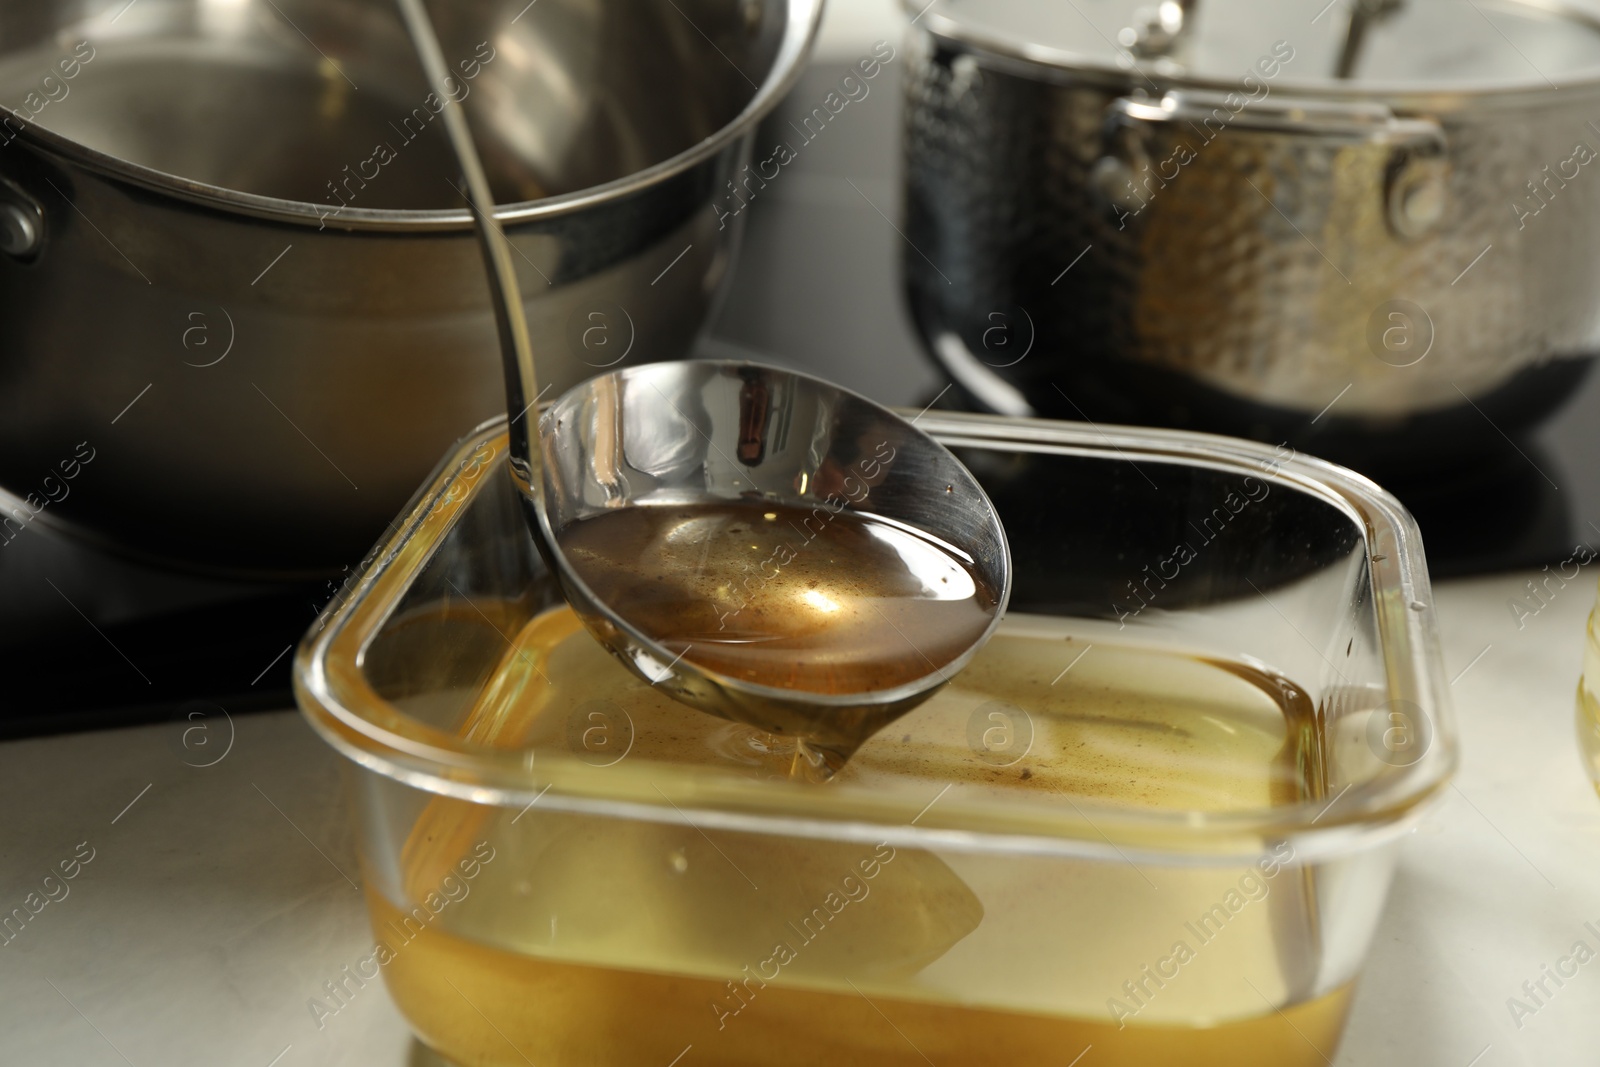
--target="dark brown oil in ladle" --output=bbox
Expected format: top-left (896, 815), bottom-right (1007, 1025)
top-left (558, 502), bottom-right (999, 694)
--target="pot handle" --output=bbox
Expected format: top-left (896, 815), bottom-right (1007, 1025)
top-left (1094, 90), bottom-right (1450, 239)
top-left (0, 175), bottom-right (44, 260)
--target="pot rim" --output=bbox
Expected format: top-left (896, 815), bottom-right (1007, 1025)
top-left (906, 0), bottom-right (1600, 107)
top-left (12, 0), bottom-right (824, 232)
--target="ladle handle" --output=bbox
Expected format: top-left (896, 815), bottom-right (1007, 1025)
top-left (1335, 0), bottom-right (1402, 79)
top-left (393, 0), bottom-right (543, 498)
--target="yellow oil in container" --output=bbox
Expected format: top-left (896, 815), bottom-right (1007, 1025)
top-left (366, 606), bottom-right (1349, 1067)
top-left (1579, 585), bottom-right (1600, 798)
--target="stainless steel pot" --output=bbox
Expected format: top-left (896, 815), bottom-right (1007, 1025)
top-left (901, 0), bottom-right (1600, 470)
top-left (0, 0), bottom-right (822, 575)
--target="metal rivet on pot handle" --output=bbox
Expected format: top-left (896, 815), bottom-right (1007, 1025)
top-left (1119, 0), bottom-right (1197, 59)
top-left (1384, 121), bottom-right (1451, 240)
top-left (1090, 156), bottom-right (1143, 213)
top-left (0, 178), bottom-right (43, 260)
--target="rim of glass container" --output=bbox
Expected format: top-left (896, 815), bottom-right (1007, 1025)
top-left (295, 412), bottom-right (1456, 866)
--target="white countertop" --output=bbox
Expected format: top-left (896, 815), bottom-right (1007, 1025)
top-left (2, 568), bottom-right (1597, 1067)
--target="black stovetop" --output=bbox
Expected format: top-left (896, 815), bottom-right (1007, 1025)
top-left (7, 60), bottom-right (1599, 739)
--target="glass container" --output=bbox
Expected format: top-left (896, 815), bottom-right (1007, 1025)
top-left (296, 411), bottom-right (1455, 1066)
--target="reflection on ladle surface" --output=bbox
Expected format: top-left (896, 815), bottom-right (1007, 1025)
top-left (558, 502), bottom-right (1000, 696)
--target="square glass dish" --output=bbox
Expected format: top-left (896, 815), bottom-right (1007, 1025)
top-left (296, 411), bottom-right (1454, 1067)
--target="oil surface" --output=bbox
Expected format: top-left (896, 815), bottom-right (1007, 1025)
top-left (364, 608), bottom-right (1342, 1066)
top-left (557, 502), bottom-right (1000, 693)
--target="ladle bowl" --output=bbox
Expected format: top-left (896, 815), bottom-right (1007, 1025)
top-left (534, 360), bottom-right (1013, 765)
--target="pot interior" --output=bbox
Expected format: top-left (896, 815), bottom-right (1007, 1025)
top-left (0, 0), bottom-right (779, 210)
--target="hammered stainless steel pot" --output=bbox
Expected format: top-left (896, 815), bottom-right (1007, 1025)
top-left (902, 0), bottom-right (1600, 470)
top-left (0, 0), bottom-right (821, 575)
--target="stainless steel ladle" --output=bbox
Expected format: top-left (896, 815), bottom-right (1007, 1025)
top-left (395, 0), bottom-right (1012, 775)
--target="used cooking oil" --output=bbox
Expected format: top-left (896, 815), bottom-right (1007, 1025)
top-left (367, 607), bottom-right (1348, 1067)
top-left (1580, 584), bottom-right (1600, 798)
top-left (556, 501), bottom-right (1000, 693)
